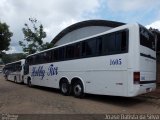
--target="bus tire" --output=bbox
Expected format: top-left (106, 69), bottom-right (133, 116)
top-left (5, 75), bottom-right (8, 80)
top-left (60, 80), bottom-right (71, 96)
top-left (72, 81), bottom-right (84, 98)
top-left (28, 79), bottom-right (32, 87)
top-left (14, 76), bottom-right (17, 83)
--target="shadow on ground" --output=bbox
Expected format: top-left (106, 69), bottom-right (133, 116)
top-left (25, 84), bottom-right (146, 107)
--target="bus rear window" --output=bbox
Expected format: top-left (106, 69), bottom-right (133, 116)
top-left (140, 27), bottom-right (155, 51)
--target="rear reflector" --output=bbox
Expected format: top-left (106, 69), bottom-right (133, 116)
top-left (134, 72), bottom-right (140, 84)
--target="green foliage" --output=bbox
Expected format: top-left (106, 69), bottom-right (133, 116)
top-left (0, 21), bottom-right (13, 53)
top-left (19, 18), bottom-right (52, 54)
top-left (40, 42), bottom-right (54, 51)
top-left (1, 53), bottom-right (26, 64)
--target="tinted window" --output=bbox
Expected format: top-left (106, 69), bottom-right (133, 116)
top-left (59, 47), bottom-right (65, 60)
top-left (66, 45), bottom-right (74, 59)
top-left (50, 50), bottom-right (54, 62)
top-left (32, 56), bottom-right (36, 65)
top-left (47, 51), bottom-right (52, 63)
top-left (81, 41), bottom-right (86, 57)
top-left (37, 53), bottom-right (43, 64)
top-left (74, 43), bottom-right (81, 58)
top-left (101, 35), bottom-right (108, 55)
top-left (96, 37), bottom-right (102, 55)
top-left (115, 32), bottom-right (122, 52)
top-left (28, 55), bottom-right (36, 65)
top-left (121, 31), bottom-right (127, 51)
top-left (100, 30), bottom-right (128, 55)
top-left (86, 38), bottom-right (96, 56)
top-left (26, 57), bottom-right (32, 65)
top-left (107, 33), bottom-right (116, 53)
top-left (5, 62), bottom-right (21, 72)
top-left (101, 33), bottom-right (116, 54)
top-left (26, 29), bottom-right (128, 64)
top-left (54, 49), bottom-right (59, 61)
top-left (43, 52), bottom-right (48, 63)
top-left (140, 27), bottom-right (155, 51)
top-left (116, 31), bottom-right (128, 52)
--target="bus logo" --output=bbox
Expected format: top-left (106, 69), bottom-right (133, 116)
top-left (47, 64), bottom-right (58, 76)
top-left (31, 64), bottom-right (58, 80)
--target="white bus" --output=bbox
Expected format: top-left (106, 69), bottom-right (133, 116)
top-left (24, 23), bottom-right (156, 97)
top-left (4, 59), bottom-right (25, 83)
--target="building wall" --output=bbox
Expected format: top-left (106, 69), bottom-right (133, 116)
top-left (55, 26), bottom-right (112, 46)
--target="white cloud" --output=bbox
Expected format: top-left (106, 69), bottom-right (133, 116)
top-left (5, 46), bottom-right (17, 54)
top-left (146, 20), bottom-right (160, 30)
top-left (106, 0), bottom-right (160, 12)
top-left (60, 19), bottom-right (78, 30)
top-left (0, 0), bottom-right (101, 53)
top-left (2, 0), bottom-right (160, 54)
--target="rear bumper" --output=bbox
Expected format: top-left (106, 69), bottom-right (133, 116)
top-left (128, 83), bottom-right (156, 97)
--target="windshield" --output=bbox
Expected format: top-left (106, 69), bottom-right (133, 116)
top-left (139, 26), bottom-right (155, 51)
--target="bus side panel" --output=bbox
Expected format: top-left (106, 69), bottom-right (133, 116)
top-left (84, 71), bottom-right (128, 96)
top-left (7, 74), bottom-right (14, 81)
top-left (29, 64), bottom-right (59, 89)
top-left (83, 54), bottom-right (128, 96)
top-left (27, 54), bottom-right (129, 96)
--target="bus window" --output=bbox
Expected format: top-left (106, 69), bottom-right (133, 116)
top-left (96, 37), bottom-right (102, 55)
top-left (81, 41), bottom-right (86, 57)
top-left (74, 43), bottom-right (81, 58)
top-left (116, 30), bottom-right (128, 53)
top-left (140, 27), bottom-right (155, 51)
top-left (86, 38), bottom-right (96, 56)
top-left (59, 47), bottom-right (65, 60)
top-left (66, 45), bottom-right (74, 59)
top-left (54, 49), bottom-right (59, 61)
top-left (121, 31), bottom-right (128, 52)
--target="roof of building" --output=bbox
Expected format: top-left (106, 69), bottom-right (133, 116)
top-left (51, 20), bottom-right (125, 45)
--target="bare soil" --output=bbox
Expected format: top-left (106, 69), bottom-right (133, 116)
top-left (0, 74), bottom-right (160, 114)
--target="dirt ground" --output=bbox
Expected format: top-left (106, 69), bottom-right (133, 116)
top-left (0, 73), bottom-right (160, 114)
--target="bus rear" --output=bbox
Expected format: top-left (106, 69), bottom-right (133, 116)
top-left (130, 25), bottom-right (156, 96)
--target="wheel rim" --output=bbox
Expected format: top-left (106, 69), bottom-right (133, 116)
top-left (74, 84), bottom-right (82, 96)
top-left (61, 83), bottom-right (68, 93)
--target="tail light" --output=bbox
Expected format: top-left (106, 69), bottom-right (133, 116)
top-left (134, 72), bottom-right (140, 84)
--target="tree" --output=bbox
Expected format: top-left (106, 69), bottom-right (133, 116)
top-left (0, 21), bottom-right (13, 55)
top-left (41, 42), bottom-right (54, 50)
top-left (1, 53), bottom-right (26, 64)
top-left (19, 18), bottom-right (53, 54)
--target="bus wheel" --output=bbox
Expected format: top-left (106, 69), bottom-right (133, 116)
top-left (60, 80), bottom-right (71, 96)
top-left (72, 81), bottom-right (84, 98)
top-left (14, 76), bottom-right (17, 83)
top-left (28, 80), bottom-right (32, 87)
top-left (5, 75), bottom-right (8, 80)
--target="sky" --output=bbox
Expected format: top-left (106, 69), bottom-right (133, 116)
top-left (0, 0), bottom-right (160, 53)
